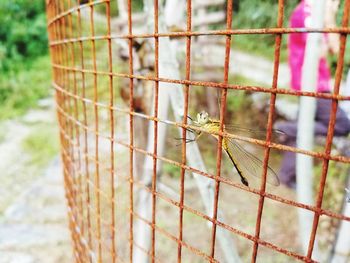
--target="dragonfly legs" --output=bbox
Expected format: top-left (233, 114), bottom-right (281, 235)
top-left (186, 115), bottom-right (194, 121)
top-left (175, 137), bottom-right (197, 143)
top-left (174, 137), bottom-right (197, 146)
top-left (175, 129), bottom-right (201, 146)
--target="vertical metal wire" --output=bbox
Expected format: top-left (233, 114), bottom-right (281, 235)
top-left (76, 1), bottom-right (93, 261)
top-left (88, 1), bottom-right (103, 261)
top-left (127, 0), bottom-right (135, 261)
top-left (48, 1), bottom-right (82, 261)
top-left (151, 0), bottom-right (160, 262)
top-left (105, 1), bottom-right (117, 261)
top-left (66, 1), bottom-right (87, 260)
top-left (251, 0), bottom-right (284, 261)
top-left (59, 0), bottom-right (84, 258)
top-left (209, 0), bottom-right (234, 259)
top-left (177, 1), bottom-right (192, 262)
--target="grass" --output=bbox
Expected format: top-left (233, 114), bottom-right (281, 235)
top-left (0, 118), bottom-right (60, 216)
top-left (0, 127), bottom-right (6, 144)
top-left (163, 162), bottom-right (181, 178)
top-left (22, 123), bottom-right (60, 168)
top-left (230, 0), bottom-right (298, 62)
top-left (232, 34), bottom-right (289, 62)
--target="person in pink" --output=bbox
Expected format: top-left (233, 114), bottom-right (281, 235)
top-left (289, 0), bottom-right (337, 93)
top-left (277, 0), bottom-right (350, 188)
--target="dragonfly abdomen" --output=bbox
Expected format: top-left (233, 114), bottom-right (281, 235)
top-left (223, 139), bottom-right (249, 187)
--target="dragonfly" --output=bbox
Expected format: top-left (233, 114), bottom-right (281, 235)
top-left (181, 111), bottom-right (280, 187)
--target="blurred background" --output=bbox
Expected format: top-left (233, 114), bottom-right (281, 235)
top-left (0, 1), bottom-right (68, 262)
top-left (0, 0), bottom-right (350, 262)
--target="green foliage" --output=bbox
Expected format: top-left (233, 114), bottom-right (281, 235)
top-left (329, 38), bottom-right (350, 77)
top-left (132, 0), bottom-right (144, 12)
top-left (232, 0), bottom-right (298, 61)
top-left (0, 0), bottom-right (48, 71)
top-left (0, 127), bottom-right (6, 144)
top-left (163, 163), bottom-right (181, 178)
top-left (0, 1), bottom-right (50, 120)
top-left (329, 0), bottom-right (350, 76)
top-left (227, 90), bottom-right (247, 112)
top-left (313, 155), bottom-right (348, 212)
top-left (95, 0), bottom-right (144, 16)
top-left (0, 56), bottom-right (52, 120)
top-left (95, 1), bottom-right (119, 16)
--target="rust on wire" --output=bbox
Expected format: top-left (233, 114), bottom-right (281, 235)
top-left (252, 0), bottom-right (284, 261)
top-left (89, 2), bottom-right (103, 262)
top-left (127, 0), bottom-right (135, 262)
top-left (52, 80), bottom-right (350, 165)
top-left (46, 0), bottom-right (350, 262)
top-left (48, 27), bottom-right (350, 40)
top-left (178, 0), bottom-right (192, 262)
top-left (105, 0), bottom-right (117, 261)
top-left (151, 0), bottom-right (160, 262)
top-left (210, 0), bottom-right (233, 259)
top-left (76, 0), bottom-right (94, 260)
top-left (50, 62), bottom-right (350, 101)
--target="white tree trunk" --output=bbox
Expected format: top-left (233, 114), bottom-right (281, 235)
top-left (133, 1), bottom-right (241, 262)
top-left (133, 89), bottom-right (170, 263)
top-left (340, 70), bottom-right (350, 118)
top-left (330, 204), bottom-right (350, 263)
top-left (133, 1), bottom-right (170, 262)
top-left (296, 0), bottom-right (325, 260)
top-left (117, 0), bottom-right (127, 19)
top-left (164, 0), bottom-right (185, 28)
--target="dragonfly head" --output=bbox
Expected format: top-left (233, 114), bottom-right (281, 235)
top-left (197, 111), bottom-right (209, 125)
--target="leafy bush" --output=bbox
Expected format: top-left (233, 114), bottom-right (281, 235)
top-left (0, 1), bottom-right (50, 120)
top-left (0, 0), bottom-right (48, 71)
top-left (0, 56), bottom-right (51, 120)
top-left (232, 0), bottom-right (298, 60)
top-left (234, 0), bottom-right (299, 28)
top-left (95, 0), bottom-right (144, 16)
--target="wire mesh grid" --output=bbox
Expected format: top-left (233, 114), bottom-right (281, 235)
top-left (45, 0), bottom-right (350, 262)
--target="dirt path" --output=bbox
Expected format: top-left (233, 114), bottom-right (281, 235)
top-left (0, 159), bottom-right (72, 263)
top-left (0, 99), bottom-right (72, 263)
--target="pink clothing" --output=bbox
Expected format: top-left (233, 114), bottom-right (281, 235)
top-left (288, 0), bottom-right (331, 92)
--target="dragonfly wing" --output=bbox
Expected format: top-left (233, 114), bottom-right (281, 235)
top-left (224, 124), bottom-right (284, 140)
top-left (226, 138), bottom-right (280, 186)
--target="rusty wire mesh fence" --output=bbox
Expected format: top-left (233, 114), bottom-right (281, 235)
top-left (46, 0), bottom-right (350, 262)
